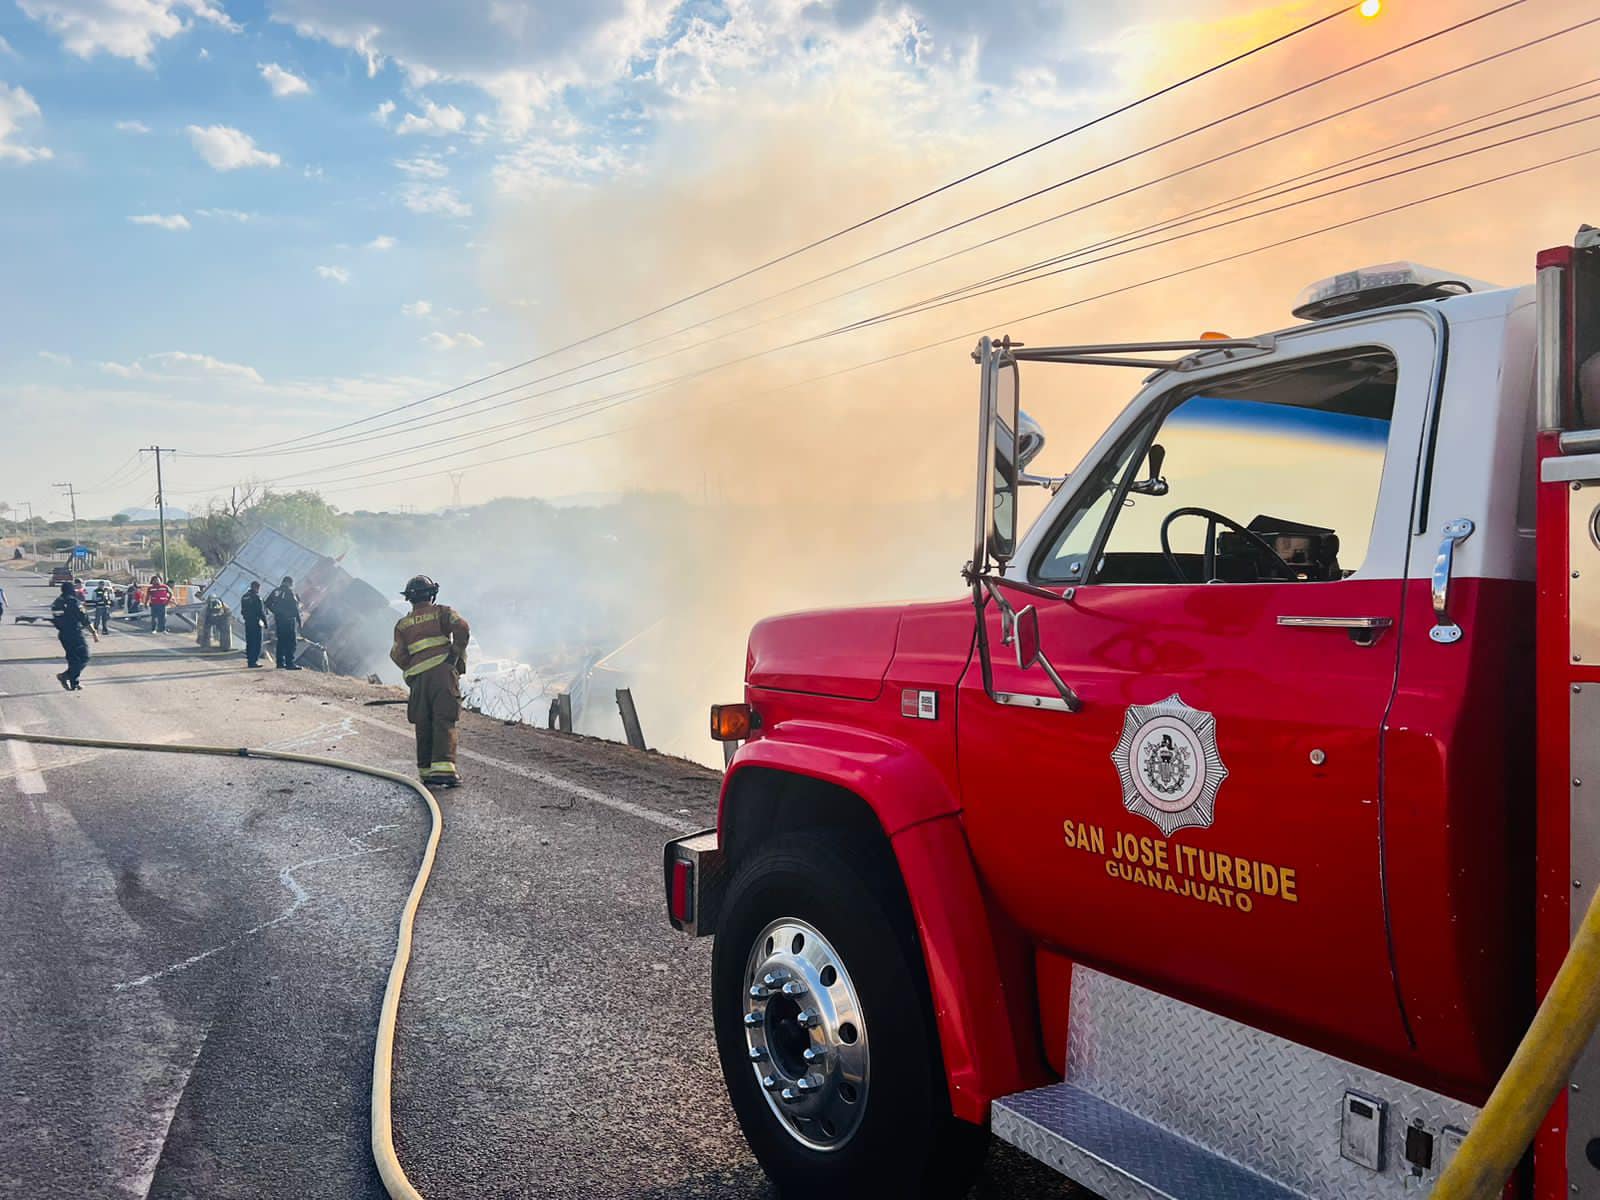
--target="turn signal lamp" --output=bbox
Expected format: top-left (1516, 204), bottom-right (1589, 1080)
top-left (710, 703), bottom-right (754, 742)
top-left (1199, 330), bottom-right (1231, 341)
top-left (1291, 262), bottom-right (1484, 321)
top-left (669, 859), bottom-right (694, 925)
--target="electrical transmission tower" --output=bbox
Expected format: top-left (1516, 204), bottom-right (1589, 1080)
top-left (448, 471), bottom-right (466, 509)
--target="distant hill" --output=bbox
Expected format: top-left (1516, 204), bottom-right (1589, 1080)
top-left (116, 506), bottom-right (190, 522)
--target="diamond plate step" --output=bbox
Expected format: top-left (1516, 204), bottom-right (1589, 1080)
top-left (992, 1084), bottom-right (1305, 1200)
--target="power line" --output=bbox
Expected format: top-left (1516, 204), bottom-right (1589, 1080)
top-left (180, 94), bottom-right (1600, 494)
top-left (175, 137), bottom-right (1600, 500)
top-left (197, 0), bottom-right (1550, 466)
top-left (221, 0), bottom-right (1369, 457)
top-left (822, 101), bottom-right (1600, 336)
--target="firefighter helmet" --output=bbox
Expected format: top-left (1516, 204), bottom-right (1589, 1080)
top-left (401, 574), bottom-right (440, 602)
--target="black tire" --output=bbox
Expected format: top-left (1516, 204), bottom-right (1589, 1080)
top-left (713, 831), bottom-right (987, 1199)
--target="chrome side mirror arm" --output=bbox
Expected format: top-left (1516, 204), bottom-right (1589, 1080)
top-left (1430, 518), bottom-right (1475, 644)
top-left (1020, 471), bottom-right (1069, 494)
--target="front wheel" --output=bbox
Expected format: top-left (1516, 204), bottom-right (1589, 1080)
top-left (712, 832), bottom-right (987, 1198)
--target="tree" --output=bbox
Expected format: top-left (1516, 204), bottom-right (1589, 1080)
top-left (160, 539), bottom-right (207, 583)
top-left (244, 490), bottom-right (343, 552)
top-left (110, 513), bottom-right (130, 526)
top-left (188, 510), bottom-right (245, 567)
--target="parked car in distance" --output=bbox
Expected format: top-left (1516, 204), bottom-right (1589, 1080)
top-left (48, 565), bottom-right (73, 585)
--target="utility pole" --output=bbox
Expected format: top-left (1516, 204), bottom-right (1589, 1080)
top-left (147, 447), bottom-right (174, 581)
top-left (53, 481), bottom-right (78, 547)
top-left (22, 501), bottom-right (35, 556)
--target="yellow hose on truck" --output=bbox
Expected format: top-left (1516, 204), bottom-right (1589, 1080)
top-left (0, 731), bottom-right (437, 1200)
top-left (1431, 880), bottom-right (1600, 1199)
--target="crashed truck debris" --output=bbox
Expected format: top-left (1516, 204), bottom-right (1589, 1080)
top-left (204, 527), bottom-right (395, 676)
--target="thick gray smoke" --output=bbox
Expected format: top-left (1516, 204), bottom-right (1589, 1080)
top-left (345, 491), bottom-right (972, 768)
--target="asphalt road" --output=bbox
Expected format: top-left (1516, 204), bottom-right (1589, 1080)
top-left (0, 567), bottom-right (1077, 1199)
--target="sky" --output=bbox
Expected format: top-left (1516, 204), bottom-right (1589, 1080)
top-left (0, 0), bottom-right (1597, 525)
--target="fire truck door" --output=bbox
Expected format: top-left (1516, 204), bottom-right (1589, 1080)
top-left (958, 318), bottom-right (1441, 1066)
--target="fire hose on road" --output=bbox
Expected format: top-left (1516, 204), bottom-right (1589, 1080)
top-left (9, 725), bottom-right (1600, 1198)
top-left (0, 730), bottom-right (438, 1200)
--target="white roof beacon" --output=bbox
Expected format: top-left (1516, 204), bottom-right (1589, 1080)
top-left (1291, 262), bottom-right (1490, 321)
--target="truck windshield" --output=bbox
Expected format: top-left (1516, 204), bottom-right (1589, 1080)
top-left (1036, 349), bottom-right (1396, 585)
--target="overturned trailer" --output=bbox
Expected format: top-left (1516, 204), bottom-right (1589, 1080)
top-left (206, 527), bottom-right (395, 676)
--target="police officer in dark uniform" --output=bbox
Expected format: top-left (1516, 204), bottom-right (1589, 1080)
top-left (266, 575), bottom-right (302, 670)
top-left (240, 580), bottom-right (267, 668)
top-left (52, 580), bottom-right (98, 690)
top-left (92, 583), bottom-right (112, 634)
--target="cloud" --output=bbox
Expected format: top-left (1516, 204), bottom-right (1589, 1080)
top-left (0, 36), bottom-right (13, 57)
top-left (187, 123), bottom-right (280, 170)
top-left (401, 299), bottom-right (431, 317)
top-left (37, 350), bottom-right (71, 365)
top-left (316, 264), bottom-right (350, 283)
top-left (116, 118), bottom-right (151, 134)
top-left (129, 212), bottom-right (190, 230)
top-left (373, 99), bottom-right (395, 124)
top-left (394, 153), bottom-right (447, 178)
top-left (395, 99), bottom-right (465, 137)
top-left (401, 182), bottom-right (470, 217)
top-left (148, 350), bottom-right (262, 382)
top-left (366, 234), bottom-right (396, 250)
top-left (421, 330), bottom-right (483, 351)
top-left (0, 83), bottom-right (52, 164)
top-left (18, 0), bottom-right (237, 67)
top-left (196, 207), bottom-right (254, 221)
top-left (100, 350), bottom-right (262, 384)
top-left (259, 61), bottom-right (311, 97)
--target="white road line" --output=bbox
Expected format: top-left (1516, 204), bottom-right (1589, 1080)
top-left (342, 709), bottom-right (700, 835)
top-left (0, 700), bottom-right (47, 795)
top-left (126, 1019), bottom-right (214, 1200)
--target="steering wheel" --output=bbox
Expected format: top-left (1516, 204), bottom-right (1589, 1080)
top-left (1159, 506), bottom-right (1297, 583)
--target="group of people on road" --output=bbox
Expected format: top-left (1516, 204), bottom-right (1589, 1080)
top-left (35, 563), bottom-right (471, 791)
top-left (239, 576), bottom-right (303, 670)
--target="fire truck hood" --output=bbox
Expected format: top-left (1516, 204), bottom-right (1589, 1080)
top-left (747, 605), bottom-right (904, 702)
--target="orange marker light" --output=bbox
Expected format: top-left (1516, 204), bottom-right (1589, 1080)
top-left (1359, 0), bottom-right (1381, 18)
top-left (710, 703), bottom-right (754, 742)
top-left (1200, 330), bottom-right (1231, 341)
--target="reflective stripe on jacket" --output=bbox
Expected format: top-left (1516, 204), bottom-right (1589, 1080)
top-left (148, 584), bottom-right (171, 605)
top-left (391, 604), bottom-right (469, 679)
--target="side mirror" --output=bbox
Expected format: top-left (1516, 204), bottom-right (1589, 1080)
top-left (988, 358), bottom-right (1021, 563)
top-left (1015, 604), bottom-right (1041, 670)
top-left (1128, 442), bottom-right (1169, 497)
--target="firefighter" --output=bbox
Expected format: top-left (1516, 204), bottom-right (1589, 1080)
top-left (266, 576), bottom-right (302, 670)
top-left (390, 574), bottom-right (470, 788)
top-left (92, 583), bottom-right (112, 634)
top-left (51, 580), bottom-right (98, 690)
top-left (240, 580), bottom-right (267, 668)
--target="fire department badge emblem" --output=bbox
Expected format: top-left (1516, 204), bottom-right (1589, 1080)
top-left (1110, 695), bottom-right (1228, 836)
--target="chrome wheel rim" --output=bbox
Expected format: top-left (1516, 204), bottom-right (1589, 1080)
top-left (741, 917), bottom-right (869, 1152)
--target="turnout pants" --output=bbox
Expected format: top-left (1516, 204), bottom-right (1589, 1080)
top-left (245, 621), bottom-right (263, 666)
top-left (407, 664), bottom-right (460, 780)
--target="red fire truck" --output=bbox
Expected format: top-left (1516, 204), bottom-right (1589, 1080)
top-left (666, 230), bottom-right (1600, 1199)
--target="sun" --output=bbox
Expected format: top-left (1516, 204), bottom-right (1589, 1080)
top-left (1358, 0), bottom-right (1382, 17)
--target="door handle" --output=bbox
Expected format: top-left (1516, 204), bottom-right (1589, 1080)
top-left (1277, 615), bottom-right (1394, 646)
top-left (1430, 518), bottom-right (1475, 644)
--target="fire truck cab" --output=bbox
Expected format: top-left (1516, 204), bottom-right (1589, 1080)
top-left (666, 231), bottom-right (1600, 1199)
